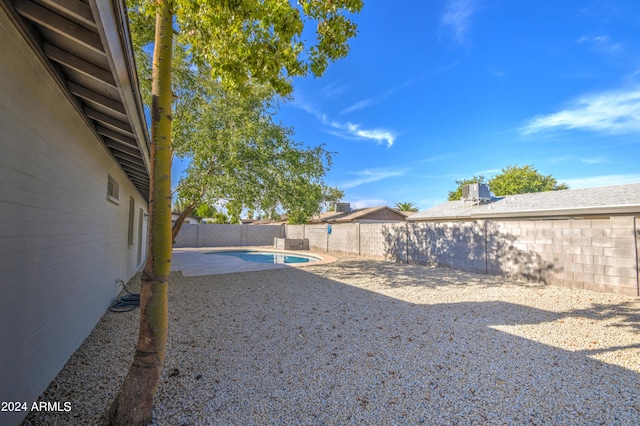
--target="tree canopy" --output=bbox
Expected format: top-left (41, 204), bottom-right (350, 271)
top-left (129, 0), bottom-right (364, 96)
top-left (130, 6), bottom-right (344, 233)
top-left (448, 165), bottom-right (568, 201)
top-left (170, 74), bottom-right (342, 232)
top-left (488, 164), bottom-right (568, 196)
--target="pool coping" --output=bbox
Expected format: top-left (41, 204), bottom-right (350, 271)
top-left (171, 246), bottom-right (337, 277)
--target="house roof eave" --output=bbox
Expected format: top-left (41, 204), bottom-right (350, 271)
top-left (2, 0), bottom-right (151, 200)
top-left (91, 0), bottom-right (151, 175)
top-left (408, 205), bottom-right (640, 221)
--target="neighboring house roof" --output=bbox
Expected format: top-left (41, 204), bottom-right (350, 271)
top-left (409, 183), bottom-right (640, 221)
top-left (2, 0), bottom-right (151, 199)
top-left (252, 215), bottom-right (288, 224)
top-left (171, 212), bottom-right (201, 222)
top-left (313, 206), bottom-right (409, 223)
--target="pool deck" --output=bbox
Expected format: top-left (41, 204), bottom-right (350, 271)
top-left (171, 246), bottom-right (336, 276)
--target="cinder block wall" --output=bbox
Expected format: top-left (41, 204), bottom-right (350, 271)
top-left (304, 225), bottom-right (330, 252)
top-left (173, 224), bottom-right (283, 247)
top-left (174, 223), bottom-right (199, 247)
top-left (327, 223), bottom-right (360, 255)
top-left (202, 224), bottom-right (243, 247)
top-left (406, 222), bottom-right (487, 273)
top-left (484, 217), bottom-right (639, 295)
top-left (284, 224), bottom-right (305, 239)
top-left (359, 223), bottom-right (388, 260)
top-left (0, 13), bottom-right (148, 425)
top-left (286, 218), bottom-right (640, 296)
top-left (247, 224), bottom-right (285, 246)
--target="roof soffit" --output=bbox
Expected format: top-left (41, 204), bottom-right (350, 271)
top-left (2, 0), bottom-right (150, 199)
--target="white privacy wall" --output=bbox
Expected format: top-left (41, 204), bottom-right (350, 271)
top-left (0, 12), bottom-right (147, 425)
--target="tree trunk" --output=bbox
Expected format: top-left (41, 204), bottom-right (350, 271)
top-left (104, 2), bottom-right (173, 425)
top-left (171, 202), bottom-right (196, 244)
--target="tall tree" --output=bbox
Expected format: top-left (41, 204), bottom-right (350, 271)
top-left (171, 78), bottom-right (341, 237)
top-left (105, 3), bottom-right (173, 425)
top-left (286, 185), bottom-right (344, 224)
top-left (488, 164), bottom-right (568, 196)
top-left (106, 1), bottom-right (363, 424)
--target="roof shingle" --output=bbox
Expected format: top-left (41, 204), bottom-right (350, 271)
top-left (409, 182), bottom-right (640, 220)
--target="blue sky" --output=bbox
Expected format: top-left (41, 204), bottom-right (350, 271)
top-left (270, 0), bottom-right (640, 210)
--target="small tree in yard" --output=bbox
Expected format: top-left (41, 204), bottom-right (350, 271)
top-left (106, 1), bottom-right (363, 424)
top-left (171, 79), bottom-right (341, 238)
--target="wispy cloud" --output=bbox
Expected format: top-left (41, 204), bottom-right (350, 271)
top-left (341, 98), bottom-right (376, 115)
top-left (562, 174), bottom-right (640, 189)
top-left (340, 77), bottom-right (425, 115)
top-left (418, 154), bottom-right (452, 164)
top-left (327, 121), bottom-right (396, 148)
top-left (340, 168), bottom-right (408, 189)
top-left (293, 96), bottom-right (397, 147)
top-left (475, 168), bottom-right (501, 176)
top-left (292, 97), bottom-right (322, 116)
top-left (321, 82), bottom-right (349, 100)
top-left (580, 156), bottom-right (607, 164)
top-left (577, 35), bottom-right (622, 54)
top-left (548, 156), bottom-right (571, 164)
top-left (348, 198), bottom-right (392, 209)
top-left (440, 0), bottom-right (475, 46)
top-left (520, 87), bottom-right (640, 135)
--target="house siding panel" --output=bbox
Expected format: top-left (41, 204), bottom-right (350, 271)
top-left (0, 13), bottom-right (148, 425)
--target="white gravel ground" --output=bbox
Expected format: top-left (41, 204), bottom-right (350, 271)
top-left (24, 258), bottom-right (640, 425)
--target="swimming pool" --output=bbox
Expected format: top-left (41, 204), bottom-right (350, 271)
top-left (210, 250), bottom-right (320, 264)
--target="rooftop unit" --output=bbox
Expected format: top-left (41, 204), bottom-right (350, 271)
top-left (462, 183), bottom-right (491, 204)
top-left (335, 202), bottom-right (351, 213)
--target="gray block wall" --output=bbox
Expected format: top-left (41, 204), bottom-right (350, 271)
top-left (406, 221), bottom-right (487, 272)
top-left (173, 224), bottom-right (284, 248)
top-left (304, 225), bottom-right (330, 252)
top-left (284, 224), bottom-right (305, 239)
top-left (485, 217), bottom-right (639, 295)
top-left (359, 223), bottom-right (389, 259)
top-left (328, 224), bottom-right (360, 255)
top-left (285, 217), bottom-right (640, 296)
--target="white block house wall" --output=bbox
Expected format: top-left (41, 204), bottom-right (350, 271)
top-left (0, 9), bottom-right (148, 425)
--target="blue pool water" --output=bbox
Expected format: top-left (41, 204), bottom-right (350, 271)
top-left (211, 251), bottom-right (319, 264)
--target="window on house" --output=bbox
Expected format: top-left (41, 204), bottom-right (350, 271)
top-left (137, 208), bottom-right (144, 266)
top-left (107, 175), bottom-right (119, 204)
top-left (128, 196), bottom-right (135, 246)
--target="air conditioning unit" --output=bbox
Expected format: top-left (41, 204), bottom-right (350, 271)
top-left (462, 183), bottom-right (491, 203)
top-left (335, 202), bottom-right (351, 213)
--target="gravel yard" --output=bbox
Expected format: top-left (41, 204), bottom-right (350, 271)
top-left (25, 258), bottom-right (640, 425)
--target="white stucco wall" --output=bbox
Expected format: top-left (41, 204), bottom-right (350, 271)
top-left (0, 12), bottom-right (148, 425)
